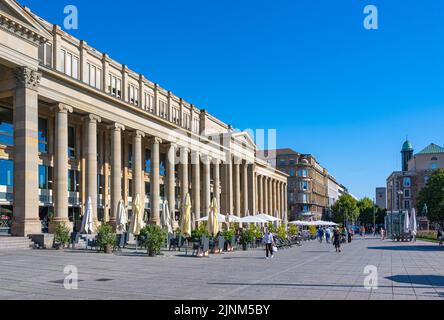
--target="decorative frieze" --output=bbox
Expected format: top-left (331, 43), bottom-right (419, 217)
top-left (14, 66), bottom-right (41, 90)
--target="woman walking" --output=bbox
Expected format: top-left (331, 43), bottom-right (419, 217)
top-left (264, 229), bottom-right (275, 259)
top-left (333, 228), bottom-right (342, 253)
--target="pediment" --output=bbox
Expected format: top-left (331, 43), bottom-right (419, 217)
top-left (0, 0), bottom-right (51, 44)
top-left (232, 131), bottom-right (257, 149)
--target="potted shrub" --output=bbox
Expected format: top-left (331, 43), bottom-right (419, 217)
top-left (97, 223), bottom-right (117, 254)
top-left (54, 221), bottom-right (70, 250)
top-left (191, 222), bottom-right (210, 241)
top-left (240, 228), bottom-right (254, 251)
top-left (222, 229), bottom-right (235, 251)
top-left (289, 224), bottom-right (299, 237)
top-left (277, 224), bottom-right (287, 240)
top-left (143, 225), bottom-right (167, 257)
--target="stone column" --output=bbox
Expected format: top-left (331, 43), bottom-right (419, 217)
top-left (221, 159), bottom-right (233, 215)
top-left (258, 175), bottom-right (263, 213)
top-left (192, 151), bottom-right (201, 221)
top-left (242, 161), bottom-right (248, 217)
top-left (273, 180), bottom-right (277, 216)
top-left (133, 130), bottom-right (144, 206)
top-left (179, 147), bottom-right (189, 204)
top-left (167, 143), bottom-right (176, 223)
top-left (51, 103), bottom-right (73, 232)
top-left (234, 160), bottom-right (241, 217)
top-left (264, 177), bottom-right (269, 215)
top-left (150, 137), bottom-right (162, 225)
top-left (278, 182), bottom-right (281, 217)
top-left (202, 155), bottom-right (211, 216)
top-left (268, 179), bottom-right (272, 215)
top-left (213, 159), bottom-right (220, 211)
top-left (110, 123), bottom-right (124, 228)
top-left (11, 67), bottom-right (41, 236)
top-left (248, 163), bottom-right (256, 215)
top-left (85, 114), bottom-right (101, 225)
top-left (284, 183), bottom-right (288, 222)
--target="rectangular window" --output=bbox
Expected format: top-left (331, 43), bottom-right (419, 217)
top-left (0, 106), bottom-right (13, 146)
top-left (160, 154), bottom-right (166, 177)
top-left (60, 49), bottom-right (66, 73)
top-left (87, 63), bottom-right (102, 89)
top-left (96, 68), bottom-right (102, 90)
top-left (68, 170), bottom-right (80, 192)
top-left (38, 165), bottom-right (48, 189)
top-left (128, 85), bottom-right (138, 105)
top-left (39, 43), bottom-right (53, 67)
top-left (404, 200), bottom-right (411, 209)
top-left (298, 169), bottom-right (308, 177)
top-left (145, 182), bottom-right (150, 197)
top-left (38, 117), bottom-right (48, 153)
top-left (0, 159), bottom-right (13, 186)
top-left (403, 177), bottom-right (411, 188)
top-left (128, 144), bottom-right (133, 169)
top-left (72, 56), bottom-right (79, 79)
top-left (45, 43), bottom-right (53, 68)
top-left (68, 126), bottom-right (76, 159)
top-left (66, 52), bottom-right (72, 77)
top-left (145, 149), bottom-right (151, 173)
top-left (60, 49), bottom-right (79, 79)
top-left (404, 189), bottom-right (411, 198)
top-left (144, 93), bottom-right (154, 112)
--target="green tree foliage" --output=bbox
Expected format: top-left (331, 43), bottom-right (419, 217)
top-left (417, 169), bottom-right (444, 227)
top-left (331, 194), bottom-right (359, 224)
top-left (357, 197), bottom-right (375, 225)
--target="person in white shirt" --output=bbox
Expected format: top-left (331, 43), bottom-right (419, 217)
top-left (264, 229), bottom-right (274, 259)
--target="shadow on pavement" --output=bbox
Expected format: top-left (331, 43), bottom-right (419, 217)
top-left (367, 245), bottom-right (443, 252)
top-left (207, 282), bottom-right (440, 289)
top-left (387, 275), bottom-right (444, 287)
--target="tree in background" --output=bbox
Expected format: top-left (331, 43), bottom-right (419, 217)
top-left (417, 169), bottom-right (444, 228)
top-left (357, 197), bottom-right (375, 225)
top-left (332, 194), bottom-right (359, 225)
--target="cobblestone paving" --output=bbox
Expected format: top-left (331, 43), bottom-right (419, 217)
top-left (0, 236), bottom-right (443, 300)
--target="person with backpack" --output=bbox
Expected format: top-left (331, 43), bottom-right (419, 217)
top-left (333, 228), bottom-right (342, 253)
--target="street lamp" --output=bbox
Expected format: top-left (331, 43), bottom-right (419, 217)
top-left (393, 190), bottom-right (404, 239)
top-left (373, 198), bottom-right (376, 236)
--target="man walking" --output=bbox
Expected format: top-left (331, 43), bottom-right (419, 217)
top-left (264, 229), bottom-right (274, 259)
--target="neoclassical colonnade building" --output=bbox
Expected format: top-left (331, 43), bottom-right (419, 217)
top-left (0, 0), bottom-right (288, 237)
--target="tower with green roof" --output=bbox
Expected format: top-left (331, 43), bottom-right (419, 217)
top-left (401, 139), bottom-right (413, 171)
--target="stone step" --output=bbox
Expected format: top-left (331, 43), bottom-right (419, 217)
top-left (0, 237), bottom-right (34, 250)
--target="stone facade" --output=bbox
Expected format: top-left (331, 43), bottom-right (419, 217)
top-left (258, 149), bottom-right (346, 221)
top-left (0, 0), bottom-right (287, 236)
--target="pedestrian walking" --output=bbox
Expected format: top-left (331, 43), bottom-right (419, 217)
top-left (341, 228), bottom-right (347, 244)
top-left (380, 228), bottom-right (385, 241)
top-left (317, 228), bottom-right (324, 243)
top-left (264, 228), bottom-right (275, 259)
top-left (438, 229), bottom-right (443, 247)
top-left (333, 228), bottom-right (342, 253)
top-left (325, 228), bottom-right (331, 244)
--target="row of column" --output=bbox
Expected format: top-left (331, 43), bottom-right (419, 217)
top-left (52, 112), bottom-right (223, 228)
top-left (10, 66), bottom-right (287, 236)
top-left (53, 111), bottom-right (288, 227)
top-left (256, 175), bottom-right (287, 220)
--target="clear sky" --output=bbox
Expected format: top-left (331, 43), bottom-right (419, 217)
top-left (20, 0), bottom-right (444, 199)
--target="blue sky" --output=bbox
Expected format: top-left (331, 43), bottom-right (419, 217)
top-left (21, 0), bottom-right (444, 199)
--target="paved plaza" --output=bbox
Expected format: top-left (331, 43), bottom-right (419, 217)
top-left (0, 237), bottom-right (443, 300)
